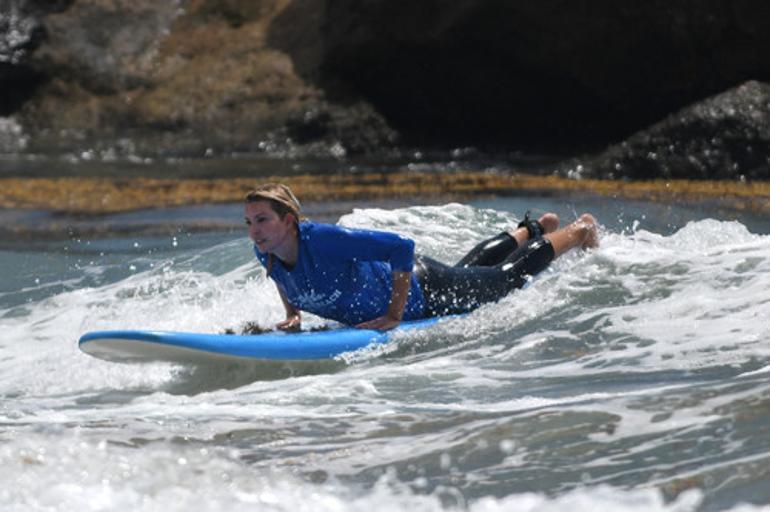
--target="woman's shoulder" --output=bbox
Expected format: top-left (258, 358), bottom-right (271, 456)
top-left (300, 220), bottom-right (348, 239)
top-left (300, 221), bottom-right (375, 253)
top-left (303, 220), bottom-right (410, 244)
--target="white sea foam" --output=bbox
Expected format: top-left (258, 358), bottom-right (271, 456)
top-left (2, 202), bottom-right (770, 510)
top-left (0, 433), bottom-right (724, 512)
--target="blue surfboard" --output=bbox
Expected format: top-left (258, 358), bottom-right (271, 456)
top-left (78, 317), bottom-right (446, 364)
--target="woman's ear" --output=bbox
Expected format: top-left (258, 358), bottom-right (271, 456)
top-left (284, 213), bottom-right (298, 226)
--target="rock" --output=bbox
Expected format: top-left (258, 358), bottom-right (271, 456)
top-left (0, 1), bottom-right (44, 65)
top-left (13, 0), bottom-right (395, 157)
top-left (0, 0), bottom-right (47, 115)
top-left (309, 1), bottom-right (770, 149)
top-left (570, 81), bottom-right (770, 181)
top-left (3, 0), bottom-right (770, 164)
top-left (0, 116), bottom-right (28, 151)
top-left (30, 0), bottom-right (180, 93)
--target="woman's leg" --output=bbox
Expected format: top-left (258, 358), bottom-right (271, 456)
top-left (415, 256), bottom-right (516, 316)
top-left (415, 238), bottom-right (556, 316)
top-left (416, 213), bottom-right (598, 316)
top-left (455, 232), bottom-right (518, 268)
top-left (456, 212), bottom-right (559, 268)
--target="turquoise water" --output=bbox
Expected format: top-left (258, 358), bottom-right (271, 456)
top-left (2, 194), bottom-right (770, 511)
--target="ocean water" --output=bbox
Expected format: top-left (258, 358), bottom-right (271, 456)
top-left (1, 194), bottom-right (770, 511)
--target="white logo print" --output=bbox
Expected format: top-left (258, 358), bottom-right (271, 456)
top-left (295, 289), bottom-right (342, 310)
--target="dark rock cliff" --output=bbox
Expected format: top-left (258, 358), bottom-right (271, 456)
top-left (1, 0), bottom-right (769, 178)
top-left (304, 1), bottom-right (770, 148)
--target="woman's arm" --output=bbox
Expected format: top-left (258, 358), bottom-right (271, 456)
top-left (356, 270), bottom-right (411, 331)
top-left (275, 285), bottom-right (301, 331)
top-left (309, 223), bottom-right (417, 329)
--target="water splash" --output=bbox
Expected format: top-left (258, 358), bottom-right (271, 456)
top-left (2, 202), bottom-right (770, 510)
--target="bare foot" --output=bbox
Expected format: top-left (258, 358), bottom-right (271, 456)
top-left (576, 213), bottom-right (599, 249)
top-left (538, 212), bottom-right (560, 234)
top-left (543, 213), bottom-right (599, 257)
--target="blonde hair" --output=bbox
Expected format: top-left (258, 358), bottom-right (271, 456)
top-left (245, 183), bottom-right (302, 221)
top-left (245, 183), bottom-right (302, 276)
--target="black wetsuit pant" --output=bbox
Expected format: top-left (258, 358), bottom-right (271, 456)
top-left (414, 232), bottom-right (555, 316)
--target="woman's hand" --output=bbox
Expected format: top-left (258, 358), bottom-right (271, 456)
top-left (276, 313), bottom-right (301, 332)
top-left (276, 286), bottom-right (301, 331)
top-left (356, 314), bottom-right (401, 331)
top-left (356, 270), bottom-right (411, 331)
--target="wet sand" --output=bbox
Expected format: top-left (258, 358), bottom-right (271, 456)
top-left (2, 171), bottom-right (769, 215)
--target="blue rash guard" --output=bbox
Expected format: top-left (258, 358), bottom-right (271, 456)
top-left (254, 221), bottom-right (427, 325)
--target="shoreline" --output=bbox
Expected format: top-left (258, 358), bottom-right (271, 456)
top-left (1, 172), bottom-right (769, 215)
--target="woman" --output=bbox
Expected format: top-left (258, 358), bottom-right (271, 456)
top-left (245, 183), bottom-right (598, 331)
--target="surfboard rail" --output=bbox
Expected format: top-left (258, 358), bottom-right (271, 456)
top-left (78, 317), bottom-right (445, 364)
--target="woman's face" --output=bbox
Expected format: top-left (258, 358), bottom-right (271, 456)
top-left (244, 201), bottom-right (296, 253)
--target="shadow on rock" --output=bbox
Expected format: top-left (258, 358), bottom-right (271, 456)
top-left (571, 81), bottom-right (770, 181)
